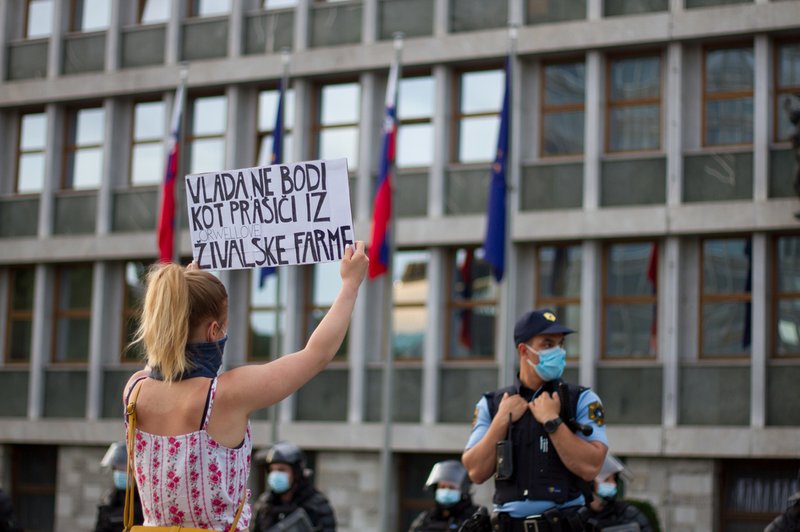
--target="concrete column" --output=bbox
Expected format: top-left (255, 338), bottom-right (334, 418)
top-left (38, 104), bottom-right (62, 238)
top-left (95, 99), bottom-right (120, 235)
top-left (750, 233), bottom-right (768, 427)
top-left (105, 0), bottom-right (122, 71)
top-left (165, 0), bottom-right (183, 65)
top-left (433, 0), bottom-right (449, 37)
top-left (347, 275), bottom-right (368, 424)
top-left (293, 0), bottom-right (309, 52)
top-left (669, 0), bottom-right (684, 12)
top-left (421, 249), bottom-right (445, 424)
top-left (429, 65), bottom-right (450, 217)
top-left (0, 270), bottom-right (7, 366)
top-left (587, 0), bottom-right (602, 20)
top-left (28, 265), bottom-right (53, 419)
top-left (579, 241), bottom-right (600, 389)
top-left (279, 266), bottom-right (303, 423)
top-left (47, 0), bottom-right (64, 77)
top-left (583, 51), bottom-right (602, 210)
top-left (228, 0), bottom-right (244, 57)
top-left (662, 237), bottom-right (681, 427)
top-left (362, 0), bottom-right (377, 44)
top-left (86, 262), bottom-right (108, 420)
top-left (666, 42), bottom-right (683, 206)
top-left (753, 35), bottom-right (770, 202)
top-left (0, 110), bottom-right (14, 193)
top-left (509, 0), bottom-right (523, 27)
top-left (220, 270), bottom-right (248, 370)
top-left (357, 72), bottom-right (376, 224)
top-left (0, 1), bottom-right (9, 85)
top-left (225, 85), bottom-right (245, 168)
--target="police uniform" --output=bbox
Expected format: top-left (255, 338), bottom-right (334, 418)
top-left (408, 498), bottom-right (480, 532)
top-left (408, 460), bottom-right (485, 532)
top-left (250, 483), bottom-right (336, 532)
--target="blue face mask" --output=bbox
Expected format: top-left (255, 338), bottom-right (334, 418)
top-left (526, 345), bottom-right (566, 381)
top-left (150, 336), bottom-right (227, 381)
top-left (597, 482), bottom-right (618, 500)
top-left (268, 471), bottom-right (292, 494)
top-left (113, 470), bottom-right (128, 491)
top-left (435, 488), bottom-right (461, 507)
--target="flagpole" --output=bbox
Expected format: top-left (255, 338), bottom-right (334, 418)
top-left (172, 62), bottom-right (189, 263)
top-left (379, 32), bottom-right (403, 532)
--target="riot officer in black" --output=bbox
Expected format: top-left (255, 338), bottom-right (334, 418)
top-left (462, 309), bottom-right (609, 532)
top-left (765, 468), bottom-right (800, 532)
top-left (408, 460), bottom-right (483, 532)
top-left (94, 442), bottom-right (143, 532)
top-left (250, 441), bottom-right (336, 532)
top-left (584, 454), bottom-right (654, 532)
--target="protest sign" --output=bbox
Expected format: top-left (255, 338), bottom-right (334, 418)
top-left (185, 158), bottom-right (353, 270)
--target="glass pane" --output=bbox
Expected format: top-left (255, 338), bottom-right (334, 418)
top-left (320, 83), bottom-right (360, 125)
top-left (18, 153), bottom-right (45, 193)
top-left (610, 56), bottom-right (661, 100)
top-left (196, 0), bottom-right (231, 16)
top-left (542, 111), bottom-right (584, 156)
top-left (78, 0), bottom-right (111, 31)
top-left (776, 299), bottom-right (800, 356)
top-left (54, 318), bottom-right (91, 361)
top-left (264, 0), bottom-right (298, 8)
top-left (777, 93), bottom-right (799, 142)
top-left (398, 77), bottom-right (434, 120)
top-left (458, 116), bottom-right (499, 163)
top-left (394, 250), bottom-right (430, 304)
top-left (250, 310), bottom-right (284, 361)
top-left (257, 133), bottom-right (294, 166)
top-left (140, 0), bottom-right (171, 23)
top-left (258, 89), bottom-right (295, 130)
top-left (544, 62), bottom-right (585, 106)
top-left (706, 48), bottom-right (754, 93)
top-left (450, 248), bottom-right (495, 300)
top-left (702, 301), bottom-right (751, 356)
top-left (60, 267), bottom-right (93, 309)
top-left (134, 101), bottom-right (165, 140)
top-left (448, 305), bottom-right (496, 359)
top-left (319, 128), bottom-right (358, 168)
top-left (190, 138), bottom-right (225, 174)
top-left (8, 320), bottom-right (33, 362)
top-left (609, 105), bottom-right (660, 151)
top-left (607, 242), bottom-right (657, 296)
top-left (192, 96), bottom-right (227, 135)
top-left (778, 43), bottom-right (800, 87)
top-left (27, 0), bottom-right (53, 37)
top-left (12, 268), bottom-right (36, 310)
top-left (250, 268), bottom-right (286, 307)
top-left (312, 261), bottom-right (340, 306)
top-left (703, 239), bottom-right (751, 294)
top-left (71, 147), bottom-right (103, 189)
top-left (76, 108), bottom-right (105, 145)
top-left (705, 98), bottom-right (754, 145)
top-left (461, 70), bottom-right (503, 114)
top-left (604, 303), bottom-right (657, 357)
top-left (123, 314), bottom-right (145, 361)
top-left (131, 143), bottom-right (164, 186)
top-left (397, 123), bottom-right (433, 168)
top-left (776, 236), bottom-right (800, 292)
top-left (21, 113), bottom-right (47, 150)
top-left (124, 261), bottom-right (147, 309)
top-left (393, 307), bottom-right (426, 359)
top-left (538, 245), bottom-right (581, 298)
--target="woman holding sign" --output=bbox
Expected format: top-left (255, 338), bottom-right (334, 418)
top-left (122, 241), bottom-right (368, 531)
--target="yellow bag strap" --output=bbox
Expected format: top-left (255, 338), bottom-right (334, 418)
top-left (123, 379), bottom-right (248, 532)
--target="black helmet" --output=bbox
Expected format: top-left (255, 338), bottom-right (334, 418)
top-left (100, 442), bottom-right (127, 470)
top-left (425, 460), bottom-right (471, 495)
top-left (266, 442), bottom-right (307, 469)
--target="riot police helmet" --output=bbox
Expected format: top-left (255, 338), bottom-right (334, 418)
top-left (100, 442), bottom-right (127, 471)
top-left (424, 460), bottom-right (471, 495)
top-left (265, 441), bottom-right (307, 470)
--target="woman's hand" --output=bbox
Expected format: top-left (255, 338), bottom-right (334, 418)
top-left (340, 241), bottom-right (368, 289)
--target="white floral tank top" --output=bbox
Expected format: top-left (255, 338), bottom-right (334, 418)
top-left (127, 377), bottom-right (252, 531)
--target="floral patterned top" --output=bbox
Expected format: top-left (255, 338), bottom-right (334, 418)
top-left (127, 377), bottom-right (252, 531)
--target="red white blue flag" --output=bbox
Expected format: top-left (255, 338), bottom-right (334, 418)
top-left (368, 61), bottom-right (399, 279)
top-left (157, 79), bottom-right (186, 263)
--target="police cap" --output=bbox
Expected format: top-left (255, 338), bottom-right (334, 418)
top-left (513, 308), bottom-right (575, 345)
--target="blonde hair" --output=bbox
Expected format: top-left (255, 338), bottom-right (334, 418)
top-left (131, 263), bottom-right (227, 383)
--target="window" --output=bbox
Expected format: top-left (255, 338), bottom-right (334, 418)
top-left (446, 247), bottom-right (497, 359)
top-left (130, 101), bottom-right (165, 186)
top-left (392, 250), bottom-right (430, 359)
top-left (257, 87), bottom-right (295, 166)
top-left (16, 111), bottom-right (47, 194)
top-left (70, 0), bottom-right (111, 31)
top-left (63, 106), bottom-right (105, 190)
top-left (775, 42), bottom-right (800, 143)
top-left (5, 267), bottom-right (36, 364)
top-left (138, 0), bottom-right (170, 24)
top-left (25, 0), bottom-right (53, 38)
top-left (188, 0), bottom-right (231, 17)
top-left (536, 244), bottom-right (582, 358)
top-left (774, 235), bottom-right (800, 357)
top-left (10, 445), bottom-right (57, 532)
top-left (249, 269), bottom-right (287, 362)
top-left (122, 261), bottom-right (147, 362)
top-left (455, 69), bottom-right (503, 163)
top-left (316, 82), bottom-right (360, 171)
top-left (541, 60), bottom-right (585, 157)
top-left (52, 265), bottom-right (93, 363)
top-left (188, 94), bottom-right (227, 174)
top-left (305, 262), bottom-right (348, 360)
top-left (704, 45), bottom-right (754, 146)
top-left (720, 460), bottom-right (800, 531)
top-left (607, 54), bottom-right (662, 152)
top-left (603, 241), bottom-right (658, 359)
top-left (397, 76), bottom-right (434, 168)
top-left (263, 0), bottom-right (297, 8)
top-left (701, 237), bottom-right (752, 358)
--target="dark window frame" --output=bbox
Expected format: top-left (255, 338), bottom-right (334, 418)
top-left (451, 62), bottom-right (504, 165)
top-left (702, 40), bottom-right (755, 148)
top-left (121, 261), bottom-right (148, 364)
top-left (396, 70), bottom-right (435, 170)
top-left (4, 267), bottom-right (36, 365)
top-left (534, 242), bottom-right (582, 359)
top-left (256, 84), bottom-right (294, 166)
top-left (540, 56), bottom-right (586, 159)
top-left (186, 91), bottom-right (228, 174)
top-left (51, 263), bottom-right (93, 365)
top-left (771, 232), bottom-right (800, 359)
top-left (773, 38), bottom-right (800, 145)
top-left (61, 103), bottom-right (105, 190)
top-left (302, 265), bottom-right (348, 362)
top-left (14, 108), bottom-right (47, 195)
top-left (247, 269), bottom-right (286, 363)
top-left (311, 78), bottom-right (360, 173)
top-left (129, 98), bottom-right (165, 187)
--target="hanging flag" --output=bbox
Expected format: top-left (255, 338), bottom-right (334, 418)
top-left (368, 60), bottom-right (399, 279)
top-left (647, 242), bottom-right (658, 354)
top-left (157, 77), bottom-right (186, 263)
top-left (458, 249), bottom-right (474, 350)
top-left (259, 79), bottom-right (286, 285)
top-left (483, 58), bottom-right (510, 282)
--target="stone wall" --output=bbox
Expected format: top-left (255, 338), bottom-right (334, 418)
top-left (315, 450), bottom-right (382, 532)
top-left (54, 445), bottom-right (109, 532)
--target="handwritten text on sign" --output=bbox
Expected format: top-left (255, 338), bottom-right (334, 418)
top-left (185, 158), bottom-right (353, 270)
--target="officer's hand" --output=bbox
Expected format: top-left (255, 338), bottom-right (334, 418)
top-left (529, 391), bottom-right (561, 424)
top-left (496, 393), bottom-right (529, 424)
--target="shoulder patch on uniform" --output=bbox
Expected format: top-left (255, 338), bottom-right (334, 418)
top-left (588, 401), bottom-right (605, 426)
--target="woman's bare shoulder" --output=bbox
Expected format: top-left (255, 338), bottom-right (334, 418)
top-left (122, 368), bottom-right (152, 402)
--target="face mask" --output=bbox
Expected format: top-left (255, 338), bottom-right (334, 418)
top-left (526, 345), bottom-right (566, 381)
top-left (152, 336), bottom-right (227, 381)
top-left (268, 471), bottom-right (291, 494)
top-left (113, 470), bottom-right (128, 491)
top-left (597, 482), bottom-right (618, 500)
top-left (435, 488), bottom-right (461, 507)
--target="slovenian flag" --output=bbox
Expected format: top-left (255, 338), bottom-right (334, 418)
top-left (259, 79), bottom-right (286, 287)
top-left (157, 78), bottom-right (186, 263)
top-left (368, 60), bottom-right (399, 279)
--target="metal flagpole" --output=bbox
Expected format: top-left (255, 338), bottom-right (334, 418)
top-left (379, 32), bottom-right (403, 532)
top-left (173, 62), bottom-right (189, 263)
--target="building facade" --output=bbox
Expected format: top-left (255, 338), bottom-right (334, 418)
top-left (1, 0), bottom-right (800, 530)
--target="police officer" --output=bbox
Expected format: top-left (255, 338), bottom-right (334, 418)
top-left (94, 441), bottom-right (143, 532)
top-left (250, 441), bottom-right (336, 532)
top-left (584, 455), bottom-right (654, 532)
top-left (462, 309), bottom-right (609, 532)
top-left (408, 460), bottom-right (483, 532)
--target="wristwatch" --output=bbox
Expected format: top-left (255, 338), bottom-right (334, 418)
top-left (543, 417), bottom-right (563, 434)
